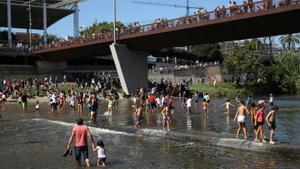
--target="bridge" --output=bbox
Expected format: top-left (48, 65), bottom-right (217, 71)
top-left (33, 0), bottom-right (300, 94)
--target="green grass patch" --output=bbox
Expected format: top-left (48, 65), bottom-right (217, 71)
top-left (190, 82), bottom-right (251, 98)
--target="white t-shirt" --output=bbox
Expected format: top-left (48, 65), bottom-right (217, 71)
top-left (203, 95), bottom-right (210, 101)
top-left (96, 146), bottom-right (106, 158)
top-left (186, 98), bottom-right (192, 108)
top-left (35, 104), bottom-right (39, 110)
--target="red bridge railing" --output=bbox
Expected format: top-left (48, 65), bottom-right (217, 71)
top-left (33, 0), bottom-right (300, 52)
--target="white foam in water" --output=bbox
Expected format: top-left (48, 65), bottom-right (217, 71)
top-left (32, 118), bottom-right (138, 137)
top-left (103, 111), bottom-right (109, 116)
top-left (137, 128), bottom-right (168, 137)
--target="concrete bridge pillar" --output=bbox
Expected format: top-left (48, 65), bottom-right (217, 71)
top-left (110, 44), bottom-right (148, 95)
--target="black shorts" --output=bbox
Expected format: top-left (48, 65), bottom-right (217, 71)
top-left (195, 100), bottom-right (199, 103)
top-left (252, 123), bottom-right (258, 130)
top-left (150, 102), bottom-right (156, 109)
top-left (98, 157), bottom-right (107, 164)
top-left (75, 146), bottom-right (89, 161)
top-left (268, 122), bottom-right (276, 130)
top-left (51, 103), bottom-right (58, 109)
top-left (257, 122), bottom-right (264, 126)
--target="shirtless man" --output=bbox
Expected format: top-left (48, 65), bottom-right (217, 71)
top-left (161, 106), bottom-right (171, 131)
top-left (234, 101), bottom-right (250, 139)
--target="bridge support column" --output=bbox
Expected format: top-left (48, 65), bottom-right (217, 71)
top-left (110, 44), bottom-right (148, 95)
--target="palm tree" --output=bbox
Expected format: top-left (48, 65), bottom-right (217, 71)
top-left (279, 34), bottom-right (300, 50)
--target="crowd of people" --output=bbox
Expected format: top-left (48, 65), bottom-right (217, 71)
top-left (0, 73), bottom-right (283, 167)
top-left (29, 0), bottom-right (297, 52)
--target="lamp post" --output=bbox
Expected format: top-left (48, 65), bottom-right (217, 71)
top-left (113, 0), bottom-right (116, 44)
top-left (26, 0), bottom-right (35, 51)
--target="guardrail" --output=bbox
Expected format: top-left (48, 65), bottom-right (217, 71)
top-left (25, 0), bottom-right (300, 51)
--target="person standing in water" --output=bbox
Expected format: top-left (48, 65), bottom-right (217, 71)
top-left (201, 99), bottom-right (208, 114)
top-left (161, 106), bottom-right (171, 131)
top-left (92, 140), bottom-right (107, 167)
top-left (233, 101), bottom-right (250, 139)
top-left (269, 93), bottom-right (274, 106)
top-left (221, 99), bottom-right (235, 114)
top-left (266, 105), bottom-right (278, 144)
top-left (255, 104), bottom-right (267, 143)
top-left (67, 118), bottom-right (94, 167)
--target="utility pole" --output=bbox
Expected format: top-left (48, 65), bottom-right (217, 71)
top-left (73, 1), bottom-right (79, 37)
top-left (7, 0), bottom-right (12, 47)
top-left (186, 0), bottom-right (189, 16)
top-left (29, 1), bottom-right (32, 50)
top-left (43, 0), bottom-right (48, 46)
top-left (113, 0), bottom-right (117, 44)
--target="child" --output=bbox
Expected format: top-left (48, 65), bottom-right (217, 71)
top-left (161, 106), bottom-right (171, 131)
top-left (135, 105), bottom-right (143, 127)
top-left (233, 101), bottom-right (249, 139)
top-left (185, 96), bottom-right (192, 116)
top-left (269, 93), bottom-right (274, 106)
top-left (266, 105), bottom-right (278, 144)
top-left (92, 140), bottom-right (107, 167)
top-left (221, 99), bottom-right (234, 114)
top-left (107, 96), bottom-right (113, 116)
top-left (35, 100), bottom-right (40, 111)
top-left (132, 95), bottom-right (138, 114)
top-left (255, 104), bottom-right (267, 143)
top-left (201, 99), bottom-right (208, 114)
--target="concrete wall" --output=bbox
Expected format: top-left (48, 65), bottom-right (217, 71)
top-left (149, 65), bottom-right (224, 83)
top-left (36, 61), bottom-right (67, 73)
top-left (110, 44), bottom-right (148, 95)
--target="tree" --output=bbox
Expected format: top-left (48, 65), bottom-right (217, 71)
top-left (279, 34), bottom-right (300, 50)
top-left (80, 21), bottom-right (125, 37)
top-left (190, 43), bottom-right (223, 61)
top-left (223, 44), bottom-right (265, 85)
top-left (271, 51), bottom-right (300, 93)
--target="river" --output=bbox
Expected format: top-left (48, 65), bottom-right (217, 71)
top-left (0, 96), bottom-right (299, 168)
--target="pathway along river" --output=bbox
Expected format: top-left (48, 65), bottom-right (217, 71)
top-left (0, 96), bottom-right (299, 168)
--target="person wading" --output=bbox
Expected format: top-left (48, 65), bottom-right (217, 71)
top-left (67, 118), bottom-right (94, 167)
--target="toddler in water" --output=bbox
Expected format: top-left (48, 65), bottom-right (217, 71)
top-left (35, 100), bottom-right (40, 111)
top-left (92, 140), bottom-right (107, 167)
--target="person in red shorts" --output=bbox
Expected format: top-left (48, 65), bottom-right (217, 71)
top-left (67, 118), bottom-right (94, 167)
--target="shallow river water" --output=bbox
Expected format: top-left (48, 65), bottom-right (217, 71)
top-left (0, 96), bottom-right (299, 168)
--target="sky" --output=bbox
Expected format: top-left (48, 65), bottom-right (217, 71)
top-left (46, 0), bottom-right (243, 38)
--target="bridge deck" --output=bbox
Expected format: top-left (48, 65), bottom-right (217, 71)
top-left (34, 1), bottom-right (300, 59)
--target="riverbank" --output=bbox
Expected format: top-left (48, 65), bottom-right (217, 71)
top-left (190, 82), bottom-right (250, 98)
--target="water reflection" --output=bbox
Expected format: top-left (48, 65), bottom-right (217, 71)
top-left (186, 116), bottom-right (192, 130)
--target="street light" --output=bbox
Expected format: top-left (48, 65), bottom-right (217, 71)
top-left (25, 0), bottom-right (36, 51)
top-left (113, 0), bottom-right (116, 44)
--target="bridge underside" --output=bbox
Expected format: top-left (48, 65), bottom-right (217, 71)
top-left (0, 2), bottom-right (74, 29)
top-left (36, 4), bottom-right (300, 60)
